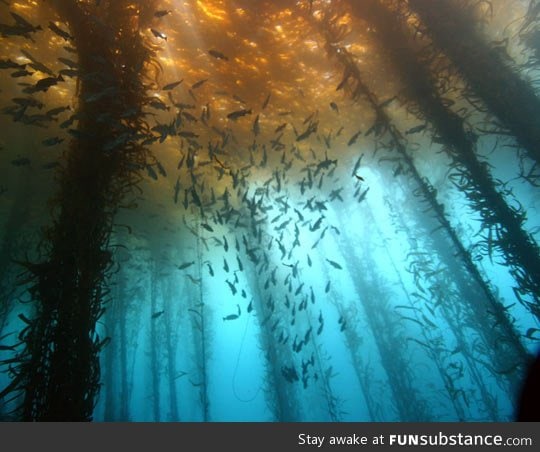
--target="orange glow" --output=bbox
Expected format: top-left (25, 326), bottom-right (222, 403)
top-left (196, 0), bottom-right (228, 22)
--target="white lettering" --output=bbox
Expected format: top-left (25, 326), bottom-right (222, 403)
top-left (297, 434), bottom-right (325, 448)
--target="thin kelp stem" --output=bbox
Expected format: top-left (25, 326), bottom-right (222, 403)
top-left (243, 258), bottom-right (301, 421)
top-left (163, 278), bottom-right (179, 421)
top-left (328, 228), bottom-right (433, 420)
top-left (311, 5), bottom-right (528, 369)
top-left (193, 219), bottom-right (210, 421)
top-left (380, 192), bottom-right (511, 419)
top-left (346, 0), bottom-right (540, 321)
top-left (409, 0), bottom-right (540, 167)
top-left (0, 178), bottom-right (34, 334)
top-left (149, 266), bottom-right (161, 421)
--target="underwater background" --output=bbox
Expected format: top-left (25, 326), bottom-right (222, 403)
top-left (0, 0), bottom-right (539, 421)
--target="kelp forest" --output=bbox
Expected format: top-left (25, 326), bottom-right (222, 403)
top-left (0, 0), bottom-right (539, 421)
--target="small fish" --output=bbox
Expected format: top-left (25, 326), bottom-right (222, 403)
top-left (175, 102), bottom-right (196, 109)
top-left (405, 124), bottom-right (426, 135)
top-left (10, 69), bottom-right (33, 77)
top-left (11, 157), bottom-right (31, 166)
top-left (46, 106), bottom-right (71, 118)
top-left (177, 261), bottom-right (195, 270)
top-left (233, 94), bottom-right (247, 104)
top-left (325, 281), bottom-right (331, 293)
top-left (191, 78), bottom-right (208, 89)
top-left (149, 98), bottom-right (169, 110)
top-left (150, 28), bottom-right (167, 40)
top-left (310, 216), bottom-right (323, 232)
top-left (0, 59), bottom-right (25, 70)
top-left (58, 57), bottom-right (78, 69)
top-left (252, 114), bottom-right (260, 136)
top-left (354, 174), bottom-right (365, 182)
top-left (191, 188), bottom-right (202, 206)
top-left (236, 255), bottom-right (244, 272)
top-left (208, 49), bottom-right (229, 60)
top-left (10, 12), bottom-right (41, 31)
top-left (146, 165), bottom-right (158, 180)
top-left (178, 130), bottom-right (199, 138)
top-left (326, 259), bottom-right (342, 270)
top-left (226, 279), bottom-right (237, 295)
top-left (262, 93), bottom-right (271, 109)
top-left (156, 160), bottom-right (167, 177)
top-left (348, 129), bottom-right (362, 146)
top-left (525, 328), bottom-right (540, 339)
top-left (33, 75), bottom-right (64, 92)
top-left (357, 187), bottom-right (370, 203)
top-left (154, 10), bottom-right (171, 18)
top-left (58, 69), bottom-right (79, 78)
top-left (42, 136), bottom-right (64, 146)
top-left (330, 102), bottom-right (339, 114)
top-left (151, 310), bottom-right (164, 319)
top-left (162, 79), bottom-right (183, 90)
top-left (12, 97), bottom-right (43, 109)
top-left (201, 223), bottom-right (214, 232)
top-left (227, 108), bottom-right (252, 120)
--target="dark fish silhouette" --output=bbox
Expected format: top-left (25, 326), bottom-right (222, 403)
top-left (150, 28), bottom-right (167, 40)
top-left (201, 223), bottom-right (214, 232)
top-left (162, 80), bottom-right (183, 90)
top-left (262, 93), bottom-right (271, 109)
top-left (154, 10), bottom-right (171, 18)
top-left (42, 137), bottom-right (64, 146)
top-left (191, 79), bottom-right (208, 89)
top-left (252, 114), bottom-right (260, 136)
top-left (348, 130), bottom-right (362, 146)
top-left (151, 310), bottom-right (164, 319)
top-left (227, 108), bottom-right (252, 120)
top-left (405, 124), bottom-right (426, 135)
top-left (208, 49), bottom-right (229, 60)
top-left (226, 279), bottom-right (237, 295)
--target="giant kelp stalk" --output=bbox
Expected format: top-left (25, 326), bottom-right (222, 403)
top-left (345, 0), bottom-right (540, 321)
top-left (189, 220), bottom-right (211, 421)
top-left (380, 194), bottom-right (507, 419)
top-left (408, 0), bottom-right (540, 168)
top-left (149, 265), bottom-right (162, 421)
top-left (310, 4), bottom-right (528, 381)
top-left (337, 235), bottom-right (434, 421)
top-left (101, 268), bottom-right (130, 421)
top-left (0, 0), bottom-right (159, 420)
top-left (162, 278), bottom-right (180, 421)
top-left (242, 257), bottom-right (302, 421)
top-left (0, 178), bottom-right (34, 333)
top-left (235, 191), bottom-right (303, 421)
